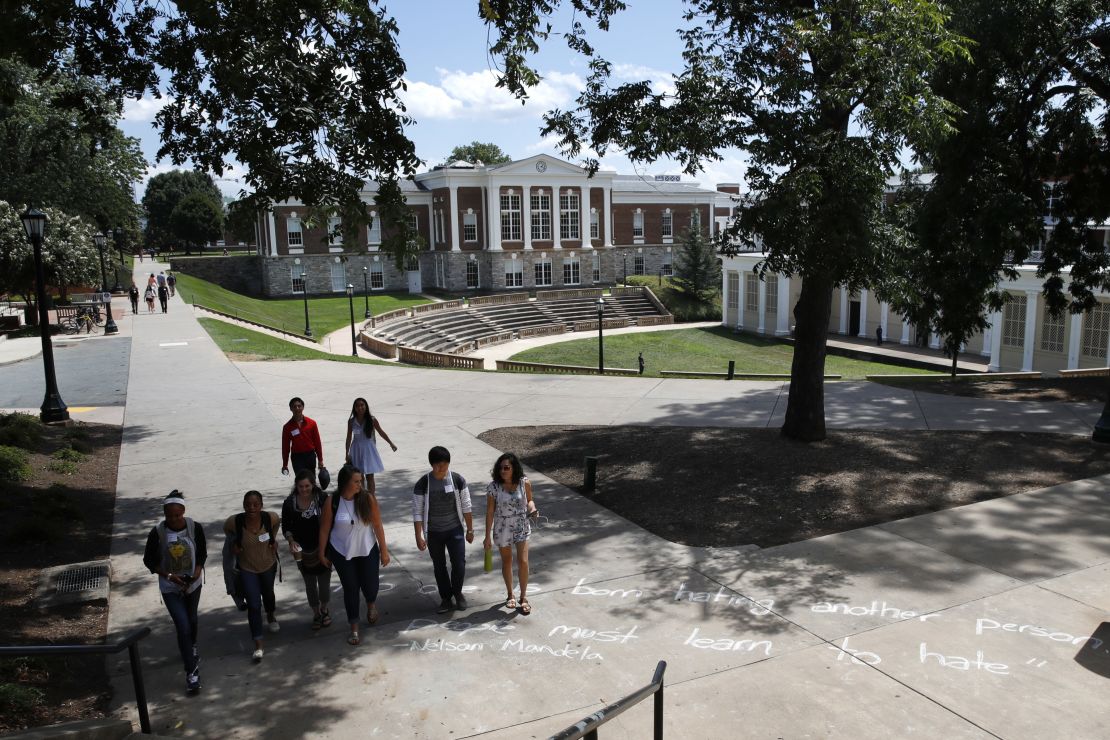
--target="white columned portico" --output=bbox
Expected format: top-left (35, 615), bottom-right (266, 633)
top-left (426, 204), bottom-right (435, 250)
top-left (1067, 314), bottom-right (1083, 369)
top-left (736, 270), bottom-right (745, 329)
top-left (602, 187), bottom-right (613, 247)
top-left (880, 302), bottom-right (889, 340)
top-left (988, 309), bottom-right (1003, 371)
top-left (981, 324), bottom-right (992, 356)
top-left (721, 271), bottom-right (731, 329)
top-left (267, 209), bottom-right (277, 256)
top-left (1021, 290), bottom-right (1038, 371)
top-left (448, 185), bottom-right (460, 252)
top-left (900, 317), bottom-right (910, 345)
top-left (757, 278), bottom-right (767, 335)
top-left (859, 289), bottom-right (869, 337)
top-left (838, 288), bottom-right (849, 335)
top-left (580, 186), bottom-right (591, 248)
top-left (775, 274), bottom-right (790, 335)
top-left (490, 185), bottom-right (502, 251)
top-left (553, 186), bottom-right (562, 249)
top-left (523, 185), bottom-right (533, 250)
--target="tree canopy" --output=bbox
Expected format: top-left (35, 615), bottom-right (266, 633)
top-left (0, 201), bottom-right (100, 313)
top-left (142, 170), bottom-right (222, 253)
top-left (444, 142), bottom-right (512, 165)
top-left (170, 192), bottom-right (225, 251)
top-left (672, 220), bottom-right (720, 303)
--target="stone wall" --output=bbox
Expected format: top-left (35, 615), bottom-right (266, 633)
top-left (170, 256), bottom-right (264, 296)
top-left (261, 253), bottom-right (410, 297)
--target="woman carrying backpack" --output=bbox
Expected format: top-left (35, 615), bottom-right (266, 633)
top-left (319, 465), bottom-right (390, 646)
top-left (280, 470), bottom-right (333, 630)
top-left (224, 490), bottom-right (282, 662)
top-left (143, 490), bottom-right (205, 694)
top-left (144, 284), bottom-right (156, 313)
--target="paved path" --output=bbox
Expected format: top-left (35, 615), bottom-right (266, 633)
top-left (101, 261), bottom-right (1109, 738)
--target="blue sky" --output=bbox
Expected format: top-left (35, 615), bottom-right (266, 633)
top-left (118, 1), bottom-right (750, 201)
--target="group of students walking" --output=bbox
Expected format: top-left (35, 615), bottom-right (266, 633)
top-left (144, 396), bottom-right (539, 695)
top-left (128, 271), bottom-right (176, 314)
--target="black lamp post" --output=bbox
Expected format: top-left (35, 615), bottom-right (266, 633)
top-left (596, 297), bottom-right (605, 375)
top-left (622, 254), bottom-right (628, 286)
top-left (21, 208), bottom-right (69, 424)
top-left (362, 266), bottom-right (371, 318)
top-left (346, 284), bottom-right (358, 357)
top-left (94, 233), bottom-right (119, 335)
top-left (300, 269), bottom-right (312, 338)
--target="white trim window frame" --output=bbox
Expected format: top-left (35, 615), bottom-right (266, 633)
top-left (286, 217), bottom-right (303, 248)
top-left (592, 251), bottom-right (601, 282)
top-left (745, 274), bottom-right (759, 311)
top-left (632, 209), bottom-right (644, 239)
top-left (291, 267), bottom-right (305, 294)
top-left (535, 258), bottom-right (553, 287)
top-left (1040, 307), bottom-right (1065, 353)
top-left (530, 192), bottom-right (551, 241)
top-left (1081, 301), bottom-right (1109, 359)
top-left (633, 254), bottom-right (644, 275)
top-left (590, 209), bottom-right (599, 239)
top-left (505, 256), bottom-right (524, 287)
top-left (466, 260), bottom-right (480, 289)
top-left (661, 209), bottom-right (673, 241)
top-left (369, 262), bottom-right (385, 290)
top-left (559, 191), bottom-right (580, 240)
top-left (463, 211), bottom-right (478, 242)
top-left (563, 255), bottom-right (581, 286)
top-left (766, 274), bottom-right (778, 314)
top-left (329, 261), bottom-right (347, 292)
top-left (367, 211), bottom-right (382, 249)
top-left (662, 251), bottom-right (673, 276)
top-left (501, 193), bottom-right (522, 241)
top-left (727, 272), bottom-right (739, 310)
top-left (1002, 294), bottom-right (1027, 348)
top-left (328, 216), bottom-right (343, 246)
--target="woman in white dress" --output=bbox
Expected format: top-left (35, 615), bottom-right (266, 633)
top-left (483, 452), bottom-right (537, 615)
top-left (344, 397), bottom-right (396, 494)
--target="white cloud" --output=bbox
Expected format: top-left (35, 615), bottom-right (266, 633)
top-left (403, 79), bottom-right (465, 119)
top-left (611, 64), bottom-right (677, 97)
top-left (123, 94), bottom-right (171, 123)
top-left (400, 68), bottom-right (582, 122)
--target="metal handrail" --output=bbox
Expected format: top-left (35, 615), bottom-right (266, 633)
top-left (549, 661), bottom-right (667, 740)
top-left (0, 627), bottom-right (153, 734)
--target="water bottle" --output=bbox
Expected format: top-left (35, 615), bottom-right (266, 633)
top-left (483, 545), bottom-right (493, 573)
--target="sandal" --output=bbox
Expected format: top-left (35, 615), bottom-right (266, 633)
top-left (520, 598), bottom-right (531, 615)
top-left (312, 612), bottom-right (323, 631)
top-left (505, 596), bottom-right (517, 610)
top-left (320, 608), bottom-right (332, 628)
top-left (367, 604), bottom-right (379, 625)
top-left (347, 631), bottom-right (361, 646)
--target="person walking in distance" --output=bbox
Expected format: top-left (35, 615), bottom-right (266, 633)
top-left (167, 271), bottom-right (177, 297)
top-left (281, 397), bottom-right (326, 486)
top-left (128, 282), bottom-right (139, 314)
top-left (144, 284), bottom-right (156, 313)
top-left (158, 282), bottom-right (169, 313)
top-left (412, 446), bottom-right (474, 614)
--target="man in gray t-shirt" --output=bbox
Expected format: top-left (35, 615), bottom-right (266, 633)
top-left (413, 446), bottom-right (474, 613)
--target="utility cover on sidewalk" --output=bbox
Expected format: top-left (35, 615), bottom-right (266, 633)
top-left (35, 560), bottom-right (111, 608)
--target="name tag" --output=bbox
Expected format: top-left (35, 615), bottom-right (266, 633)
top-left (290, 428), bottom-right (301, 437)
top-left (259, 532), bottom-right (271, 543)
top-left (444, 479), bottom-right (455, 493)
top-left (166, 532), bottom-right (179, 543)
top-left (336, 512), bottom-right (352, 523)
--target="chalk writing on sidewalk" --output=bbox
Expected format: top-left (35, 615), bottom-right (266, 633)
top-left (827, 636), bottom-right (881, 665)
top-left (975, 618), bottom-right (1104, 650)
top-left (683, 627), bottom-right (773, 655)
top-left (919, 642), bottom-right (1009, 675)
top-left (673, 582), bottom-right (776, 615)
top-left (548, 624), bottom-right (640, 644)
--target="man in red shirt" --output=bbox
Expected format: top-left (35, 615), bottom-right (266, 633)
top-left (281, 397), bottom-right (325, 485)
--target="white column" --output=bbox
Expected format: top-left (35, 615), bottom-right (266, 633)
top-left (602, 186), bottom-right (613, 247)
top-left (523, 186), bottom-right (533, 250)
top-left (988, 309), bottom-right (1003, 371)
top-left (267, 209), bottom-right (277, 256)
top-left (929, 333), bottom-right (940, 350)
top-left (553, 186), bottom-right (562, 249)
top-left (1021, 290), bottom-right (1038, 371)
top-left (580, 187), bottom-right (591, 249)
top-left (1065, 315), bottom-right (1083, 370)
top-left (448, 185), bottom-right (460, 252)
top-left (859, 289), bottom-right (869, 337)
top-left (736, 270), bottom-right (745, 329)
top-left (775, 274), bottom-right (790, 335)
top-left (838, 288), bottom-right (849, 335)
top-left (720, 270), bottom-right (730, 329)
top-left (981, 324), bottom-right (992, 356)
top-left (490, 187), bottom-right (502, 251)
top-left (757, 278), bottom-right (767, 335)
top-left (880, 302), bottom-right (889, 340)
top-left (900, 317), bottom-right (910, 345)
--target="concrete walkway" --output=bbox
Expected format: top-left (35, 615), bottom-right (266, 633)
top-left (103, 260), bottom-right (1110, 738)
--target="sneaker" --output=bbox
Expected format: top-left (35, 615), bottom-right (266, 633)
top-left (252, 648), bottom-right (264, 662)
top-left (186, 671), bottom-right (200, 695)
top-left (454, 594), bottom-right (468, 611)
top-left (268, 618), bottom-right (280, 634)
top-left (436, 598), bottom-right (453, 614)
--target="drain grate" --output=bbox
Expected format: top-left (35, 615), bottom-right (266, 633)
top-left (54, 563), bottom-right (110, 594)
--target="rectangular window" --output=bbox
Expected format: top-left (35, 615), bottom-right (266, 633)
top-left (408, 212), bottom-right (419, 232)
top-left (563, 258), bottom-right (580, 286)
top-left (560, 192), bottom-right (580, 240)
top-left (590, 210), bottom-right (599, 239)
top-left (535, 259), bottom-right (553, 287)
top-left (291, 268), bottom-right (305, 294)
top-left (1082, 302), bottom-right (1110, 359)
top-left (463, 212), bottom-right (477, 242)
top-left (404, 254), bottom-right (419, 271)
top-left (745, 274), bottom-right (759, 311)
top-left (632, 211), bottom-right (644, 238)
top-left (1040, 308), bottom-right (1065, 353)
top-left (633, 255), bottom-right (644, 275)
top-left (367, 213), bottom-right (382, 247)
top-left (329, 261), bottom-right (347, 293)
top-left (369, 262), bottom-right (384, 290)
top-left (766, 276), bottom-right (778, 314)
top-left (727, 272), bottom-right (739, 310)
top-left (328, 217), bottom-right (342, 246)
top-left (530, 193), bottom-right (551, 240)
top-left (505, 258), bottom-right (523, 287)
top-left (1002, 294), bottom-right (1027, 348)
top-left (661, 211), bottom-right (673, 238)
top-left (662, 251), bottom-right (673, 276)
top-left (287, 218), bottom-right (303, 247)
top-left (501, 194), bottom-right (522, 241)
top-left (592, 251), bottom-right (600, 282)
top-left (466, 261), bottom-right (479, 289)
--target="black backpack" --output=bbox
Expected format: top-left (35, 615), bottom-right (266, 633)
top-left (235, 511), bottom-right (276, 547)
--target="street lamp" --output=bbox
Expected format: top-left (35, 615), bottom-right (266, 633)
top-left (93, 233), bottom-right (118, 335)
top-left (596, 297), bottom-right (605, 375)
top-left (20, 208), bottom-right (69, 424)
top-left (622, 254), bottom-right (628, 286)
top-left (300, 269), bottom-right (312, 338)
top-left (362, 266), bottom-right (371, 318)
top-left (346, 284), bottom-right (358, 357)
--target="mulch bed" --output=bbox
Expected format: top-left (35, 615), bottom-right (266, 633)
top-left (0, 421), bottom-right (120, 733)
top-left (874, 376), bottom-right (1108, 403)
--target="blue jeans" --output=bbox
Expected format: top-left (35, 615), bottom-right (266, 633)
top-left (162, 586), bottom-right (201, 675)
top-left (328, 543), bottom-right (379, 625)
top-left (427, 525), bottom-right (466, 600)
top-left (240, 567), bottom-right (277, 641)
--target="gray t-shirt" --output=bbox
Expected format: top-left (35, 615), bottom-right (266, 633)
top-left (426, 473), bottom-right (466, 532)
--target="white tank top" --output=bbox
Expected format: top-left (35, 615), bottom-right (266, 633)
top-left (329, 497), bottom-right (376, 558)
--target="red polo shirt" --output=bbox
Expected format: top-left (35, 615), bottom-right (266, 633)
top-left (282, 415), bottom-right (324, 468)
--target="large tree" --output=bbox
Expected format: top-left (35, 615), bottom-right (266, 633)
top-left (170, 192), bottom-right (225, 252)
top-left (485, 0), bottom-right (964, 441)
top-left (142, 170), bottom-right (222, 253)
top-left (0, 1), bottom-right (421, 263)
top-left (444, 142), bottom-right (512, 165)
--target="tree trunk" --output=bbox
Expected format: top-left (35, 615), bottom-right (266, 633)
top-left (951, 348), bottom-right (958, 378)
top-left (782, 275), bottom-right (834, 441)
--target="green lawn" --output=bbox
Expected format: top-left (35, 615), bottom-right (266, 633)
top-left (175, 273), bottom-right (430, 339)
top-left (199, 318), bottom-right (388, 364)
top-left (510, 326), bottom-right (943, 379)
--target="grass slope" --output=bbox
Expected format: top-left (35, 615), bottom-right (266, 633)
top-left (510, 326), bottom-right (942, 379)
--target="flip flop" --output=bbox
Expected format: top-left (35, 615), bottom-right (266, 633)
top-left (320, 609), bottom-right (332, 628)
top-left (347, 631), bottom-right (361, 646)
top-left (505, 596), bottom-right (517, 609)
top-left (520, 599), bottom-right (531, 615)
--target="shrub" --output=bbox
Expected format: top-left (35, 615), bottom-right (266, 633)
top-left (626, 277), bottom-right (721, 322)
top-left (52, 446), bottom-right (85, 463)
top-left (0, 414), bottom-right (43, 451)
top-left (0, 446), bottom-right (31, 482)
top-left (47, 460), bottom-right (79, 475)
top-left (0, 683), bottom-right (44, 715)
